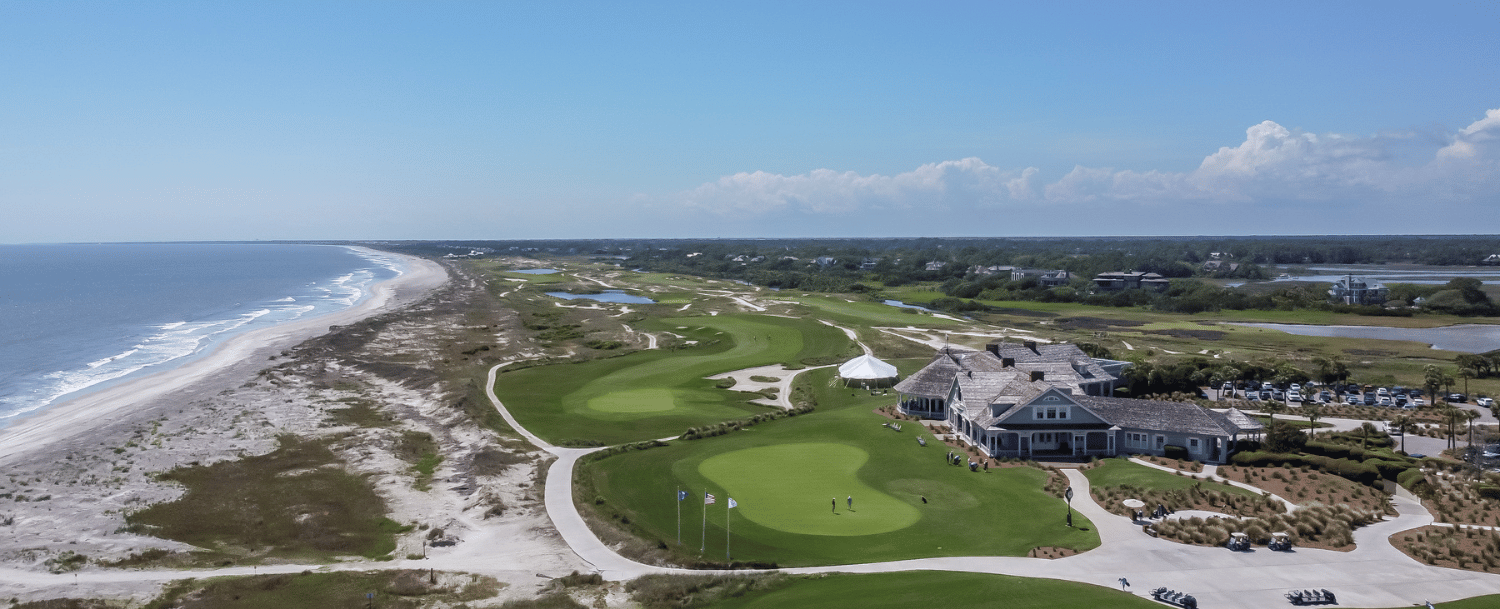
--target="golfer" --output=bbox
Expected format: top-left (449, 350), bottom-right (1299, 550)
top-left (847, 495), bottom-right (853, 510)
top-left (832, 497), bottom-right (836, 512)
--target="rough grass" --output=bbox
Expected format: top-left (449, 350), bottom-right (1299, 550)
top-left (126, 436), bottom-right (407, 561)
top-left (578, 368), bottom-right (1099, 567)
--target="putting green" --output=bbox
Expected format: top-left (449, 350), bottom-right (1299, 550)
top-left (699, 443), bottom-right (920, 536)
top-left (587, 388), bottom-right (676, 413)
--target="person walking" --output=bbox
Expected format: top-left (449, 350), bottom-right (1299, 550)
top-left (847, 495), bottom-right (853, 510)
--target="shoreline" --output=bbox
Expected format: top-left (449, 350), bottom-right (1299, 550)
top-left (0, 250), bottom-right (450, 466)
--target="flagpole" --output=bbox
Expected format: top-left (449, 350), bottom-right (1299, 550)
top-left (700, 490), bottom-right (707, 554)
top-left (676, 488), bottom-right (681, 546)
top-left (726, 502), bottom-right (732, 561)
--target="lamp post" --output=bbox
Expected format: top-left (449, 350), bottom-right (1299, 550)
top-left (1065, 486), bottom-right (1074, 527)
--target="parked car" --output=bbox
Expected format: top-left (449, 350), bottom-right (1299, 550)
top-left (1288, 390), bottom-right (1303, 402)
top-left (1449, 393), bottom-right (1467, 403)
top-left (1378, 396), bottom-right (1393, 407)
top-left (1478, 397), bottom-right (1495, 408)
top-left (1410, 397), bottom-right (1426, 408)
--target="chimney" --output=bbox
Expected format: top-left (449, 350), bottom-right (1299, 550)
top-left (1024, 340), bottom-right (1038, 354)
top-left (985, 343), bottom-right (1000, 357)
top-left (1030, 371), bottom-right (1045, 382)
top-left (1001, 358), bottom-right (1014, 368)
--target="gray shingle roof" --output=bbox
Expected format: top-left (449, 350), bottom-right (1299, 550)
top-left (1072, 395), bottom-right (1237, 437)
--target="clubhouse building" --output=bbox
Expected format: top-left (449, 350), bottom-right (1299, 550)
top-left (894, 343), bottom-right (1260, 463)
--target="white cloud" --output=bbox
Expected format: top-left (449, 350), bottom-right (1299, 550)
top-left (676, 109), bottom-right (1500, 221)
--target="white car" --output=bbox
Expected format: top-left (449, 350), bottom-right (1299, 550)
top-left (1479, 397), bottom-right (1495, 408)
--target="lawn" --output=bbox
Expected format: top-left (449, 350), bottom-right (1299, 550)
top-left (705, 571), bottom-right (1159, 609)
top-left (493, 314), bottom-right (854, 445)
top-left (580, 368), bottom-right (1099, 567)
top-left (1084, 459), bottom-right (1255, 497)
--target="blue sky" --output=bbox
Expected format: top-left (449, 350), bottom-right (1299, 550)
top-left (2, 1), bottom-right (1497, 242)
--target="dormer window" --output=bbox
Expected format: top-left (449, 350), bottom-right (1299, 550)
top-left (1034, 405), bottom-right (1069, 420)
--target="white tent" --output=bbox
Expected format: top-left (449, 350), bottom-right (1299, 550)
top-left (838, 354), bottom-right (899, 387)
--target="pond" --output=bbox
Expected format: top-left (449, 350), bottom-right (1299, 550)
top-left (512, 268), bottom-right (559, 274)
top-left (1230, 322), bottom-right (1500, 354)
top-left (547, 290), bottom-right (657, 304)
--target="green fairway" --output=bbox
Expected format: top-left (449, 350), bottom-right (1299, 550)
top-left (494, 314), bottom-right (854, 445)
top-left (582, 367), bottom-right (1099, 567)
top-left (704, 571), bottom-right (1160, 609)
top-left (699, 443), bottom-right (919, 536)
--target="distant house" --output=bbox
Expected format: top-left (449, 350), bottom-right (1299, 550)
top-left (1328, 275), bottom-right (1388, 305)
top-left (1011, 268), bottom-right (1072, 287)
top-left (859, 258), bottom-right (880, 271)
top-left (1201, 260), bottom-right (1240, 273)
top-left (1482, 254), bottom-right (1500, 266)
top-left (925, 261), bottom-right (948, 272)
top-left (813, 256), bottom-right (837, 267)
top-left (971, 265), bottom-right (1016, 277)
top-left (1093, 271), bottom-right (1170, 292)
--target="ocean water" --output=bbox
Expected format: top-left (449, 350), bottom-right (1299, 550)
top-left (0, 243), bottom-right (404, 428)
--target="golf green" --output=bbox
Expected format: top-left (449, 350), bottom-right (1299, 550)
top-left (588, 388), bottom-right (677, 413)
top-left (699, 443), bottom-right (919, 536)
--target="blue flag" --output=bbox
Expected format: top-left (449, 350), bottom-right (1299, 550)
top-left (678, 490), bottom-right (688, 501)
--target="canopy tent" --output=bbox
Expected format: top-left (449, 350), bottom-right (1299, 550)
top-left (838, 354), bottom-right (899, 387)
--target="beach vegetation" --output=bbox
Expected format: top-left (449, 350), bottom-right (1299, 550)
top-left (138, 570), bottom-right (502, 609)
top-left (125, 436), bottom-right (403, 562)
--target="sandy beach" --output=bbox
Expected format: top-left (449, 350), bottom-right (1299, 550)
top-left (0, 249), bottom-right (448, 466)
top-left (0, 250), bottom-right (591, 605)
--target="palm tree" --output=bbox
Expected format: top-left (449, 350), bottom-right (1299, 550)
top-left (1424, 364), bottom-right (1445, 399)
top-left (1439, 404), bottom-right (1463, 450)
top-left (1459, 368), bottom-right (1474, 399)
top-left (1359, 421), bottom-right (1379, 448)
top-left (1262, 399), bottom-right (1286, 418)
top-left (1463, 408), bottom-right (1481, 446)
top-left (1390, 414), bottom-right (1414, 453)
top-left (1303, 403), bottom-right (1323, 439)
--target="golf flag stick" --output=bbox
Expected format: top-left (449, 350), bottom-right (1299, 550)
top-left (676, 489), bottom-right (686, 545)
top-left (726, 497), bottom-right (737, 561)
top-left (702, 492), bottom-right (715, 553)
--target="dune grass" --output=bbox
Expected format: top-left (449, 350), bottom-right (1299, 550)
top-left (580, 368), bottom-right (1098, 567)
top-left (493, 314), bottom-right (855, 445)
top-left (701, 571), bottom-right (1161, 609)
top-left (126, 436), bottom-right (406, 561)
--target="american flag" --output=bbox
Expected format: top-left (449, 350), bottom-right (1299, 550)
top-left (704, 493), bottom-right (716, 505)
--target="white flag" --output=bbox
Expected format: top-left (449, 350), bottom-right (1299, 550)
top-left (705, 493), bottom-right (716, 505)
top-left (728, 498), bottom-right (738, 509)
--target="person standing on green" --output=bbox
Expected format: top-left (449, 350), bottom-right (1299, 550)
top-left (831, 497), bottom-right (836, 513)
